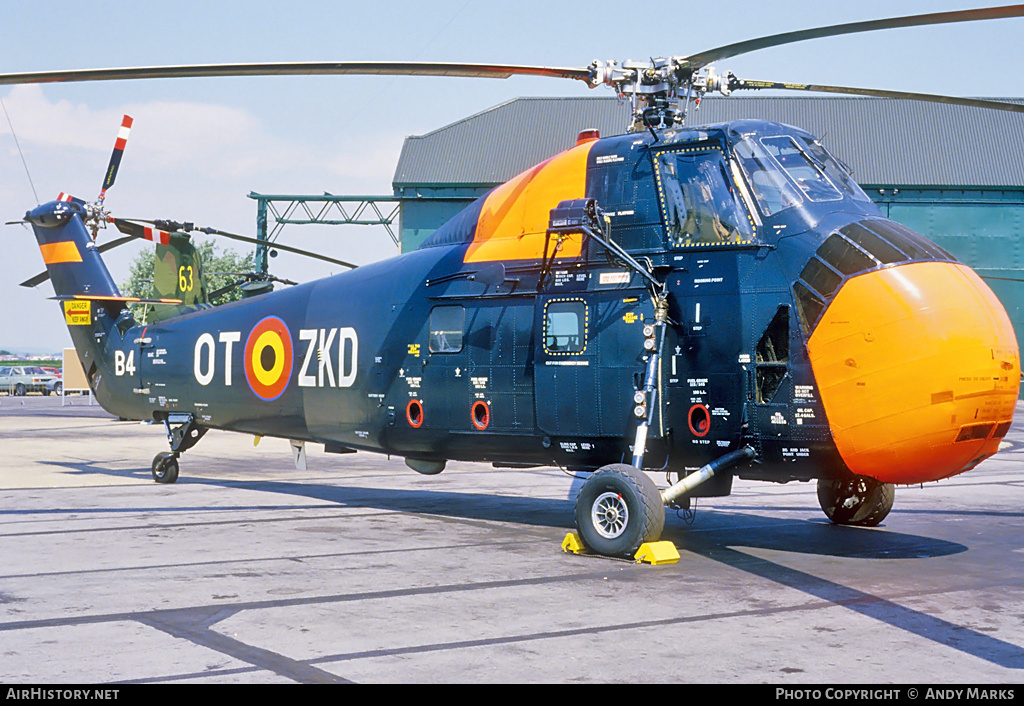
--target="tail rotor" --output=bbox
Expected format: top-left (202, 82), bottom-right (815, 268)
top-left (84, 114), bottom-right (133, 239)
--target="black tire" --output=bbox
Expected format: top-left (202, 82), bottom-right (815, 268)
top-left (13, 384), bottom-right (25, 397)
top-left (574, 463), bottom-right (665, 558)
top-left (817, 477), bottom-right (895, 526)
top-left (53, 382), bottom-right (62, 396)
top-left (152, 452), bottom-right (180, 484)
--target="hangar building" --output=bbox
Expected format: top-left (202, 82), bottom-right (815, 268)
top-left (392, 95), bottom-right (1024, 353)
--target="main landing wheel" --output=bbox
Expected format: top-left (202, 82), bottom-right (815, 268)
top-left (152, 452), bottom-right (180, 484)
top-left (817, 476), bottom-right (894, 527)
top-left (574, 463), bottom-right (665, 558)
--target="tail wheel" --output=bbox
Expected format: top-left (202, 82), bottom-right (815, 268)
top-left (574, 463), bottom-right (665, 558)
top-left (817, 477), bottom-right (895, 527)
top-left (152, 452), bottom-right (180, 484)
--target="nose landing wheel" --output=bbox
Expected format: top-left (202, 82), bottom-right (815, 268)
top-left (817, 477), bottom-right (894, 526)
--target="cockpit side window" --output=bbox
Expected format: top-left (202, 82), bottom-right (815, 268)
top-left (654, 146), bottom-right (756, 247)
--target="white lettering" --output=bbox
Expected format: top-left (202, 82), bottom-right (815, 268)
top-left (319, 327), bottom-right (337, 387)
top-left (338, 327), bottom-right (358, 388)
top-left (218, 331), bottom-right (240, 386)
top-left (194, 333), bottom-right (215, 386)
top-left (299, 326), bottom-right (357, 388)
top-left (298, 329), bottom-right (317, 387)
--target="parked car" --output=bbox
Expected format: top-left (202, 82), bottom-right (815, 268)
top-left (46, 378), bottom-right (63, 396)
top-left (0, 366), bottom-right (59, 395)
top-left (41, 367), bottom-right (62, 378)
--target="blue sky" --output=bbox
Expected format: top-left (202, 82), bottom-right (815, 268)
top-left (3, 0), bottom-right (1024, 351)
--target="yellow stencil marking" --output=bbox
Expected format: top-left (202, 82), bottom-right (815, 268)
top-left (63, 300), bottom-right (91, 326)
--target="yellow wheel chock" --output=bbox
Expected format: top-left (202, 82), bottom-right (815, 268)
top-left (562, 533), bottom-right (680, 565)
top-left (633, 541), bottom-right (680, 565)
top-left (562, 532), bottom-right (587, 554)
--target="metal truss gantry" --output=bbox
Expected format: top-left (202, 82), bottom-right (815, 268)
top-left (249, 192), bottom-right (400, 273)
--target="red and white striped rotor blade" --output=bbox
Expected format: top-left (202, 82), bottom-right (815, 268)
top-left (99, 115), bottom-right (133, 202)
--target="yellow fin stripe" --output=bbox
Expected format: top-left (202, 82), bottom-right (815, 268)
top-left (39, 241), bottom-right (83, 265)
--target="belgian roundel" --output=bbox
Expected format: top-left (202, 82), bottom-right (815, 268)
top-left (244, 316), bottom-right (293, 401)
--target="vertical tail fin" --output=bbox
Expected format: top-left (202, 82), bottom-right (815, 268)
top-left (26, 199), bottom-right (121, 299)
top-left (26, 199), bottom-right (130, 400)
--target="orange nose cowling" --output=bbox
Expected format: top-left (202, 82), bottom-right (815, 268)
top-left (808, 262), bottom-right (1019, 484)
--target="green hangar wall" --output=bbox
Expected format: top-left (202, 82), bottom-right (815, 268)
top-left (392, 96), bottom-right (1024, 354)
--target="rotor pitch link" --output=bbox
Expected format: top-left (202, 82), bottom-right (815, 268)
top-left (661, 446), bottom-right (756, 506)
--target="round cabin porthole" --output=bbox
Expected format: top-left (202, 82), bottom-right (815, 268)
top-left (471, 400), bottom-right (490, 430)
top-left (407, 399), bottom-right (424, 428)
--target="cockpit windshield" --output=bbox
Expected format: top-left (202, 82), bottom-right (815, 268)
top-left (732, 138), bottom-right (805, 216)
top-left (797, 137), bottom-right (873, 203)
top-left (655, 147), bottom-right (755, 246)
top-left (732, 133), bottom-right (872, 217)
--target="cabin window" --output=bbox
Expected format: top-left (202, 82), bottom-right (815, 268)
top-left (544, 300), bottom-right (587, 354)
top-left (839, 223), bottom-right (907, 265)
top-left (799, 257), bottom-right (842, 299)
top-left (428, 305), bottom-right (465, 353)
top-left (816, 233), bottom-right (876, 276)
top-left (655, 147), bottom-right (755, 247)
top-left (862, 219), bottom-right (955, 262)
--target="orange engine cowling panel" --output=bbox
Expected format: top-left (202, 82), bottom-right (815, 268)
top-left (808, 262), bottom-right (1019, 484)
top-left (464, 140), bottom-right (594, 263)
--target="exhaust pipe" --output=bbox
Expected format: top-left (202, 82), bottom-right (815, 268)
top-left (661, 446), bottom-right (756, 506)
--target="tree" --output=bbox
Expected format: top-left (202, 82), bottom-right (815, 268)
top-left (121, 239), bottom-right (256, 321)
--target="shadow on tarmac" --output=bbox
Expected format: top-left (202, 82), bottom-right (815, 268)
top-left (19, 458), bottom-right (1024, 669)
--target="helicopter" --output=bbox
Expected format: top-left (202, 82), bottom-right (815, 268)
top-left (5, 5), bottom-right (1024, 559)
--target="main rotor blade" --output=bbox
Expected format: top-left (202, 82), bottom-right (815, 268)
top-left (194, 226), bottom-right (360, 270)
top-left (127, 219), bottom-right (360, 270)
top-left (19, 235), bottom-right (138, 287)
top-left (679, 4), bottom-right (1024, 68)
top-left (0, 61), bottom-right (591, 86)
top-left (730, 78), bottom-right (1024, 113)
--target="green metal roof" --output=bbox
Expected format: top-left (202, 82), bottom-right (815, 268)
top-left (392, 96), bottom-right (1024, 189)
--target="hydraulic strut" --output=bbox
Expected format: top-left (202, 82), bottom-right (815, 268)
top-left (631, 297), bottom-right (669, 469)
top-left (163, 412), bottom-right (207, 455)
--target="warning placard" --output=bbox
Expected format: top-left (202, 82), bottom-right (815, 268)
top-left (63, 300), bottom-right (91, 325)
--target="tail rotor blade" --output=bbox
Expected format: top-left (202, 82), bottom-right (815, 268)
top-left (99, 115), bottom-right (133, 202)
